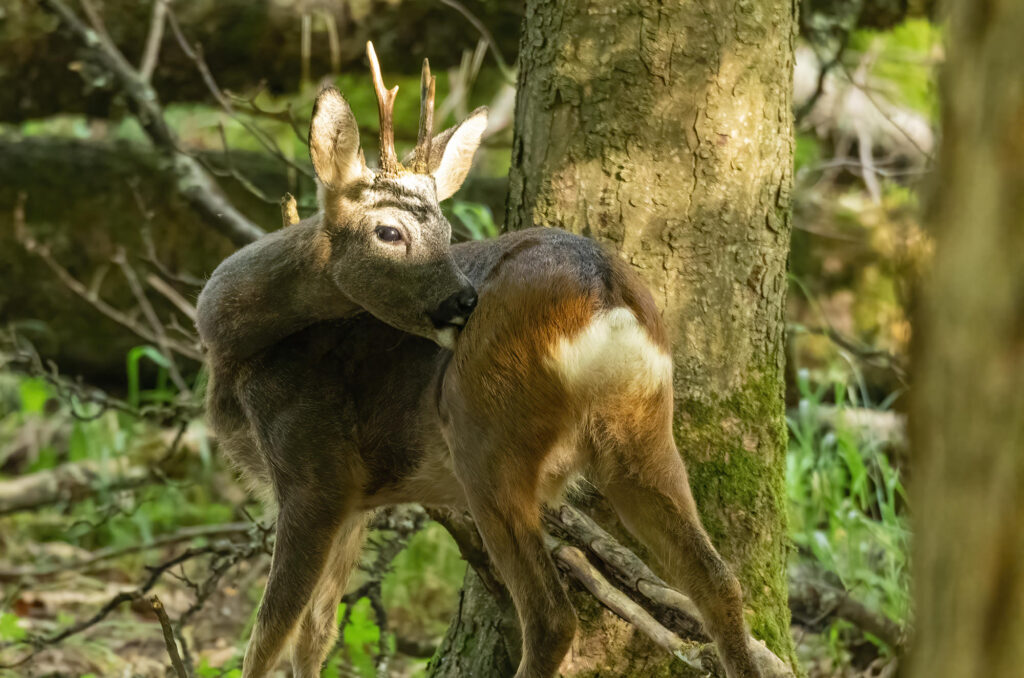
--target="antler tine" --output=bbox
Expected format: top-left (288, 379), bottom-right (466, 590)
top-left (413, 58), bottom-right (436, 174)
top-left (366, 41), bottom-right (400, 176)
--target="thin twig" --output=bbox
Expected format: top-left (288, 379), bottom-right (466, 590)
top-left (549, 539), bottom-right (708, 672)
top-left (139, 0), bottom-right (168, 82)
top-left (226, 82), bottom-right (308, 146)
top-left (0, 522), bottom-right (253, 581)
top-left (0, 542), bottom-right (254, 668)
top-left (545, 504), bottom-right (795, 677)
top-left (149, 595), bottom-right (189, 678)
top-left (166, 8), bottom-right (313, 179)
top-left (789, 575), bottom-right (905, 651)
top-left (837, 59), bottom-right (934, 162)
top-left (39, 0), bottom-right (265, 246)
top-left (790, 323), bottom-right (908, 383)
top-left (146, 273), bottom-right (198, 322)
top-left (14, 192), bottom-right (201, 361)
top-left (439, 0), bottom-right (515, 83)
top-left (113, 247), bottom-right (191, 394)
top-left (796, 30), bottom-right (852, 124)
top-left (1, 334), bottom-right (198, 423)
top-left (24, 240), bottom-right (200, 361)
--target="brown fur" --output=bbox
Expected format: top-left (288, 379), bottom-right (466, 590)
top-left (196, 86), bottom-right (760, 678)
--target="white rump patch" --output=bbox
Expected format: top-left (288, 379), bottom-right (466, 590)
top-left (549, 307), bottom-right (672, 396)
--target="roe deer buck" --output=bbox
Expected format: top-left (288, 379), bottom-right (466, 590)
top-left (196, 43), bottom-right (762, 678)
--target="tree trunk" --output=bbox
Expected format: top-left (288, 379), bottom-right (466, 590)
top-left (906, 2), bottom-right (1024, 677)
top-left (434, 0), bottom-right (799, 673)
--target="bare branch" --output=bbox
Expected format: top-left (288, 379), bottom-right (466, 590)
top-left (113, 247), bottom-right (191, 394)
top-left (0, 522), bottom-right (253, 581)
top-left (439, 0), bottom-right (515, 83)
top-left (146, 273), bottom-right (197, 323)
top-left (789, 576), bottom-right (905, 651)
top-left (2, 335), bottom-right (197, 424)
top-left (226, 82), bottom-right (308, 146)
top-left (0, 541), bottom-right (259, 668)
top-left (789, 322), bottom-right (908, 383)
top-left (78, 0), bottom-right (114, 45)
top-left (19, 238), bottom-right (201, 361)
top-left (14, 191), bottom-right (201, 362)
top-left (319, 10), bottom-right (341, 73)
top-left (0, 462), bottom-right (151, 517)
top-left (549, 539), bottom-right (709, 672)
top-left (796, 30), bottom-right (852, 124)
top-left (149, 595), bottom-right (189, 678)
top-left (139, 0), bottom-right (168, 82)
top-left (39, 0), bottom-right (265, 246)
top-left (545, 504), bottom-right (795, 677)
top-left (166, 8), bottom-right (313, 180)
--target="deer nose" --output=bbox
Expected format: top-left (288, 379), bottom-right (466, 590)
top-left (430, 285), bottom-right (478, 328)
top-left (455, 287), bottom-right (478, 314)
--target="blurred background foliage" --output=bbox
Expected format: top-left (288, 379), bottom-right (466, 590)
top-left (0, 0), bottom-right (940, 675)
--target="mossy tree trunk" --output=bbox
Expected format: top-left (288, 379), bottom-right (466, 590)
top-left (432, 0), bottom-right (798, 674)
top-left (906, 1), bottom-right (1024, 677)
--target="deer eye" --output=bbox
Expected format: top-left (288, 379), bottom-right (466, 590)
top-left (374, 226), bottom-right (403, 243)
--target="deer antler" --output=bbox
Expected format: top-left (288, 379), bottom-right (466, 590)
top-left (366, 41), bottom-right (400, 176)
top-left (412, 58), bottom-right (436, 174)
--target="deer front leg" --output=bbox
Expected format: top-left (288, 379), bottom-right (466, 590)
top-left (452, 445), bottom-right (577, 678)
top-left (290, 513), bottom-right (366, 678)
top-left (242, 493), bottom-right (352, 678)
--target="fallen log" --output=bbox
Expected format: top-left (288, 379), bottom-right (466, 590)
top-left (0, 461), bottom-right (151, 516)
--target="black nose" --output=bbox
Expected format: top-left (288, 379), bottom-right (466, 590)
top-left (429, 285), bottom-right (478, 328)
top-left (455, 286), bottom-right (478, 314)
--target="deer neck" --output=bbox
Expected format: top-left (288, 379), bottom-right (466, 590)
top-left (196, 217), bottom-right (358, 362)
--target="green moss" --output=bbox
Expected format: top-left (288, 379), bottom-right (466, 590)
top-left (674, 370), bottom-right (798, 670)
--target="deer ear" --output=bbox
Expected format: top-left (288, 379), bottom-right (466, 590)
top-left (309, 87), bottom-right (367, 190)
top-left (405, 107), bottom-right (488, 201)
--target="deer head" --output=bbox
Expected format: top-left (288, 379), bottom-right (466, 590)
top-left (308, 42), bottom-right (488, 348)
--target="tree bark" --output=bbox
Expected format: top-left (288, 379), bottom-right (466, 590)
top-left (434, 0), bottom-right (799, 673)
top-left (906, 2), bottom-right (1024, 677)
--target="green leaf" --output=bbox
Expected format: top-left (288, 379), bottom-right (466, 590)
top-left (18, 378), bottom-right (50, 414)
top-left (451, 201), bottom-right (498, 240)
top-left (0, 612), bottom-right (25, 642)
top-left (126, 345), bottom-right (172, 409)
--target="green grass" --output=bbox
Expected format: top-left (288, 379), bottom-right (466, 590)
top-left (0, 347), bottom-right (233, 553)
top-left (787, 367), bottom-right (911, 632)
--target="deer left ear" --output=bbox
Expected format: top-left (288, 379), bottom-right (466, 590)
top-left (406, 107), bottom-right (488, 201)
top-left (309, 87), bottom-right (367, 191)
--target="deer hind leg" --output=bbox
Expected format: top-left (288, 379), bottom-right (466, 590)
top-left (289, 513), bottom-right (366, 678)
top-left (591, 401), bottom-right (759, 678)
top-left (449, 439), bottom-right (577, 678)
top-left (241, 492), bottom-right (354, 678)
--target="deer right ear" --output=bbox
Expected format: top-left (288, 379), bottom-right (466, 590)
top-left (309, 87), bottom-right (367, 190)
top-left (403, 107), bottom-right (489, 201)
